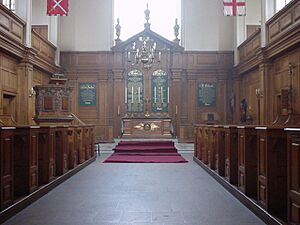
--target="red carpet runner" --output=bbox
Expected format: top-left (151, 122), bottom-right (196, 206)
top-left (103, 140), bottom-right (188, 163)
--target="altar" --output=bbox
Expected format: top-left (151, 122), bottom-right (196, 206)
top-left (122, 117), bottom-right (173, 138)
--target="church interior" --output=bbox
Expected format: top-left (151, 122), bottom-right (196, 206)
top-left (1, 0), bottom-right (300, 224)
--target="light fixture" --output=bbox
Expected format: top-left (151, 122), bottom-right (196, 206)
top-left (28, 87), bottom-right (36, 97)
top-left (127, 36), bottom-right (161, 69)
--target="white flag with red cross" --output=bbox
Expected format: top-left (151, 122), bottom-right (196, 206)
top-left (47, 0), bottom-right (69, 16)
top-left (224, 0), bottom-right (246, 16)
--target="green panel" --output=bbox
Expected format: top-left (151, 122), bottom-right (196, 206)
top-left (151, 70), bottom-right (168, 113)
top-left (127, 70), bottom-right (144, 113)
top-left (79, 83), bottom-right (96, 106)
top-left (198, 83), bottom-right (216, 107)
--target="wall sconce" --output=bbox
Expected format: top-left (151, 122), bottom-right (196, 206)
top-left (255, 88), bottom-right (263, 98)
top-left (28, 87), bottom-right (36, 97)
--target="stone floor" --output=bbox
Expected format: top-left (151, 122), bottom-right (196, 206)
top-left (3, 153), bottom-right (266, 225)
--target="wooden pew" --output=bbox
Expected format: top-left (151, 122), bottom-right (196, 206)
top-left (224, 125), bottom-right (238, 185)
top-left (203, 126), bottom-right (209, 165)
top-left (14, 126), bottom-right (40, 198)
top-left (83, 126), bottom-right (90, 160)
top-left (55, 126), bottom-right (68, 176)
top-left (256, 126), bottom-right (287, 221)
top-left (208, 126), bottom-right (216, 170)
top-left (0, 127), bottom-right (15, 210)
top-left (194, 125), bottom-right (200, 159)
top-left (67, 126), bottom-right (77, 169)
top-left (75, 126), bottom-right (84, 164)
top-left (237, 125), bottom-right (257, 198)
top-left (197, 125), bottom-right (204, 161)
top-left (214, 125), bottom-right (225, 176)
top-left (38, 126), bottom-right (56, 184)
top-left (88, 126), bottom-right (95, 158)
top-left (285, 127), bottom-right (300, 224)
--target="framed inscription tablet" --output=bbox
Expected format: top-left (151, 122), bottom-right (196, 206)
top-left (79, 83), bottom-right (96, 106)
top-left (198, 83), bottom-right (216, 107)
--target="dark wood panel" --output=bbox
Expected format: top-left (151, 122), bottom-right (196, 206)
top-left (224, 125), bottom-right (238, 185)
top-left (0, 127), bottom-right (15, 210)
top-left (237, 126), bottom-right (257, 198)
top-left (285, 128), bottom-right (300, 224)
top-left (256, 126), bottom-right (287, 221)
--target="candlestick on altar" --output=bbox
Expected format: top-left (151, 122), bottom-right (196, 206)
top-left (125, 87), bottom-right (127, 103)
top-left (131, 86), bottom-right (134, 103)
top-left (154, 87), bottom-right (157, 103)
top-left (138, 87), bottom-right (140, 103)
top-left (167, 87), bottom-right (169, 104)
top-left (161, 86), bottom-right (163, 103)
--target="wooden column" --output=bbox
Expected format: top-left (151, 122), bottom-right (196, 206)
top-left (112, 69), bottom-right (124, 138)
top-left (259, 63), bottom-right (272, 125)
top-left (17, 62), bottom-right (34, 125)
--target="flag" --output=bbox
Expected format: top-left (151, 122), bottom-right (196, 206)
top-left (47, 0), bottom-right (69, 16)
top-left (224, 0), bottom-right (246, 16)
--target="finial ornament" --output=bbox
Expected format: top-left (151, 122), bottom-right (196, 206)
top-left (115, 18), bottom-right (121, 44)
top-left (173, 18), bottom-right (180, 44)
top-left (144, 3), bottom-right (151, 29)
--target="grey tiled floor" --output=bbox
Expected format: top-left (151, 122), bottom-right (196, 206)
top-left (3, 154), bottom-right (266, 225)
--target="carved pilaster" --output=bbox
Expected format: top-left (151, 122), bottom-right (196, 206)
top-left (17, 62), bottom-right (34, 125)
top-left (259, 62), bottom-right (272, 125)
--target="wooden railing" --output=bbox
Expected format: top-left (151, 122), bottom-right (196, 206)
top-left (0, 3), bottom-right (25, 43)
top-left (238, 29), bottom-right (261, 63)
top-left (266, 0), bottom-right (300, 44)
top-left (31, 30), bottom-right (56, 64)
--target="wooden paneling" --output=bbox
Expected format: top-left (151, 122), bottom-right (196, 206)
top-left (267, 0), bottom-right (300, 44)
top-left (238, 29), bottom-right (261, 64)
top-left (61, 51), bottom-right (234, 143)
top-left (38, 126), bottom-right (56, 184)
top-left (0, 127), bottom-right (15, 210)
top-left (14, 126), bottom-right (39, 198)
top-left (31, 30), bottom-right (56, 64)
top-left (256, 126), bottom-right (287, 221)
top-left (0, 4), bottom-right (25, 43)
top-left (285, 128), bottom-right (300, 225)
top-left (224, 125), bottom-right (238, 185)
top-left (55, 127), bottom-right (68, 175)
top-left (237, 126), bottom-right (257, 198)
top-left (32, 25), bottom-right (48, 40)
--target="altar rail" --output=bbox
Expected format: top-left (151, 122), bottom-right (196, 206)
top-left (0, 125), bottom-right (95, 214)
top-left (194, 124), bottom-right (300, 225)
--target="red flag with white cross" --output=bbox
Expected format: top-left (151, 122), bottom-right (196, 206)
top-left (224, 0), bottom-right (246, 16)
top-left (47, 0), bottom-right (69, 16)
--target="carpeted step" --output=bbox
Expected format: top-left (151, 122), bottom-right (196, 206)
top-left (103, 140), bottom-right (188, 163)
top-left (113, 145), bottom-right (177, 152)
top-left (103, 154), bottom-right (188, 163)
top-left (117, 140), bottom-right (174, 146)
